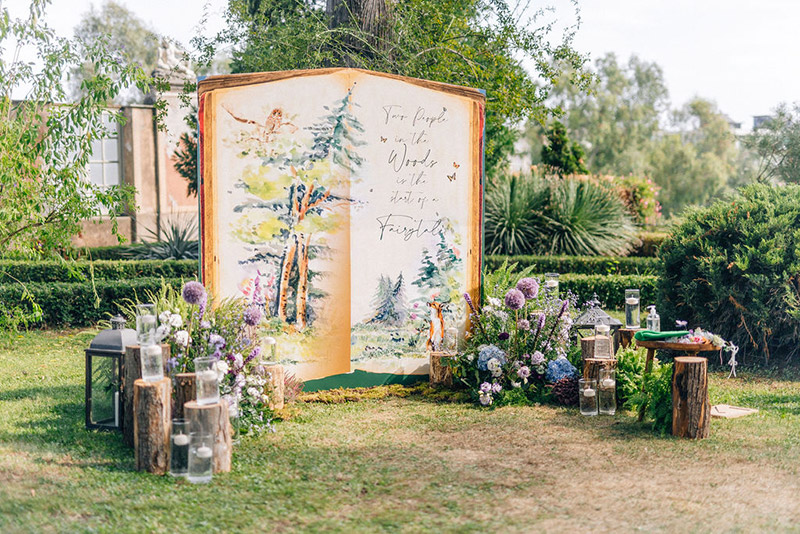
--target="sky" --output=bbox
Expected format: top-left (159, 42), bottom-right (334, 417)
top-left (4, 0), bottom-right (798, 128)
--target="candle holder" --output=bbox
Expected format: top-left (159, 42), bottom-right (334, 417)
top-left (625, 289), bottom-right (640, 329)
top-left (443, 327), bottom-right (458, 353)
top-left (544, 273), bottom-right (560, 297)
top-left (140, 344), bottom-right (164, 382)
top-left (194, 357), bottom-right (220, 406)
top-left (170, 419), bottom-right (190, 477)
top-left (187, 432), bottom-right (214, 484)
top-left (135, 303), bottom-right (157, 346)
top-left (579, 378), bottom-right (598, 416)
top-left (598, 369), bottom-right (616, 416)
top-left (593, 324), bottom-right (614, 359)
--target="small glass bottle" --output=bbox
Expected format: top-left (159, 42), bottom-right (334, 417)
top-left (646, 305), bottom-right (661, 332)
top-left (625, 289), bottom-right (640, 329)
top-left (544, 273), bottom-right (560, 297)
top-left (194, 357), bottom-right (220, 406)
top-left (170, 419), bottom-right (190, 477)
top-left (598, 368), bottom-right (616, 415)
top-left (579, 379), bottom-right (598, 416)
top-left (593, 324), bottom-right (613, 359)
top-left (140, 344), bottom-right (164, 382)
top-left (187, 432), bottom-right (214, 484)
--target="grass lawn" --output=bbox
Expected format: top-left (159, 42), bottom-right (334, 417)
top-left (2, 330), bottom-right (800, 533)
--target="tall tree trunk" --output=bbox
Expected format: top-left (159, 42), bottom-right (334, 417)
top-left (326, 0), bottom-right (394, 66)
top-left (276, 234), bottom-right (298, 322)
top-left (295, 233), bottom-right (312, 331)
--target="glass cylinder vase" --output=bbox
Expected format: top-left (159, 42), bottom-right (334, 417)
top-left (187, 432), bottom-right (214, 484)
top-left (625, 289), bottom-right (640, 329)
top-left (598, 369), bottom-right (616, 416)
top-left (544, 273), bottom-right (560, 297)
top-left (194, 357), bottom-right (220, 406)
top-left (135, 303), bottom-right (157, 346)
top-left (579, 378), bottom-right (598, 416)
top-left (140, 344), bottom-right (164, 382)
top-left (170, 419), bottom-right (190, 477)
top-left (593, 324), bottom-right (614, 359)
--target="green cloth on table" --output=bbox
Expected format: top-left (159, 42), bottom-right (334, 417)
top-left (633, 330), bottom-right (690, 341)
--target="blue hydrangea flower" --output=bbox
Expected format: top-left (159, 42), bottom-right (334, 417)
top-left (477, 345), bottom-right (507, 371)
top-left (545, 357), bottom-right (577, 383)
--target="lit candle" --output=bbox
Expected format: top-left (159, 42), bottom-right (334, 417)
top-left (173, 433), bottom-right (189, 446)
top-left (602, 378), bottom-right (615, 388)
top-left (583, 388), bottom-right (596, 397)
top-left (625, 297), bottom-right (639, 305)
top-left (197, 445), bottom-right (213, 459)
top-left (545, 280), bottom-right (558, 288)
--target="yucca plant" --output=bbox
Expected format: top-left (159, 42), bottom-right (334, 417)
top-left (484, 174), bottom-right (549, 255)
top-left (134, 217), bottom-right (199, 260)
top-left (543, 177), bottom-right (637, 256)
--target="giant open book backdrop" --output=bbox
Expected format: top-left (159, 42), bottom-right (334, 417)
top-left (198, 68), bottom-right (484, 387)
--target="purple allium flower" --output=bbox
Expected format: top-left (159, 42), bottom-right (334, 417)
top-left (182, 281), bottom-right (207, 306)
top-left (498, 331), bottom-right (510, 341)
top-left (209, 333), bottom-right (225, 348)
top-left (516, 277), bottom-right (539, 300)
top-left (517, 319), bottom-right (530, 331)
top-left (480, 382), bottom-right (492, 393)
top-left (491, 382), bottom-right (502, 394)
top-left (504, 288), bottom-right (525, 310)
top-left (530, 351), bottom-right (545, 365)
top-left (518, 366), bottom-right (531, 379)
top-left (243, 305), bottom-right (262, 326)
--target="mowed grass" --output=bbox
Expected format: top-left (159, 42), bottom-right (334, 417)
top-left (2, 330), bottom-right (800, 533)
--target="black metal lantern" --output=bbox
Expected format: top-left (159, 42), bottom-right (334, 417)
top-left (85, 315), bottom-right (136, 431)
top-left (574, 294), bottom-right (623, 344)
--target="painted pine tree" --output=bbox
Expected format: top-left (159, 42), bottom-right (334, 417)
top-left (412, 231), bottom-right (463, 303)
top-left (368, 272), bottom-right (409, 326)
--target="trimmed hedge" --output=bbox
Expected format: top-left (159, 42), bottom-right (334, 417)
top-left (74, 243), bottom-right (151, 260)
top-left (630, 231), bottom-right (668, 257)
top-left (0, 259), bottom-right (198, 284)
top-left (559, 273), bottom-right (659, 310)
top-left (0, 277), bottom-right (185, 327)
top-left (486, 255), bottom-right (659, 276)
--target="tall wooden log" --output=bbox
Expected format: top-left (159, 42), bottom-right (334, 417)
top-left (265, 363), bottom-right (285, 411)
top-left (429, 351), bottom-right (454, 387)
top-left (133, 377), bottom-right (171, 474)
top-left (185, 400), bottom-right (232, 473)
top-left (123, 344), bottom-right (171, 447)
top-left (583, 358), bottom-right (617, 382)
top-left (173, 372), bottom-right (196, 419)
top-left (672, 356), bottom-right (710, 439)
top-left (580, 336), bottom-right (596, 360)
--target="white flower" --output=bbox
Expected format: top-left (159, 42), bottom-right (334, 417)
top-left (488, 297), bottom-right (502, 307)
top-left (174, 330), bottom-right (189, 347)
top-left (155, 324), bottom-right (169, 341)
top-left (215, 360), bottom-right (229, 379)
top-left (233, 353), bottom-right (244, 369)
top-left (511, 381), bottom-right (521, 388)
top-left (236, 374), bottom-right (246, 389)
top-left (487, 358), bottom-right (501, 372)
top-left (159, 311), bottom-right (171, 323)
top-left (247, 387), bottom-right (260, 398)
top-left (466, 354), bottom-right (475, 362)
top-left (479, 391), bottom-right (493, 406)
top-left (169, 313), bottom-right (183, 328)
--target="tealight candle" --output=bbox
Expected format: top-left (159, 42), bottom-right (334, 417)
top-left (173, 433), bottom-right (189, 446)
top-left (602, 378), bottom-right (615, 388)
top-left (197, 446), bottom-right (213, 459)
top-left (583, 388), bottom-right (595, 397)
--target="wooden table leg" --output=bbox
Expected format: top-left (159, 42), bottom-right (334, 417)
top-left (638, 348), bottom-right (656, 422)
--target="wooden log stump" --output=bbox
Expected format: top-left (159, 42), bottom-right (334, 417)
top-left (582, 358), bottom-right (617, 382)
top-left (123, 344), bottom-right (170, 447)
top-left (173, 372), bottom-right (196, 419)
top-left (580, 336), bottom-right (596, 360)
top-left (672, 356), bottom-right (710, 439)
top-left (133, 377), bottom-right (171, 474)
top-left (429, 351), bottom-right (453, 387)
top-left (185, 400), bottom-right (232, 473)
top-left (265, 363), bottom-right (285, 411)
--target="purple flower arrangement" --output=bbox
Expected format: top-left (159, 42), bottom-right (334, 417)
top-left (450, 271), bottom-right (578, 407)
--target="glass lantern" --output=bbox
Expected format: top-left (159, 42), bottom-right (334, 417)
top-left (544, 273), bottom-right (560, 297)
top-left (593, 324), bottom-right (614, 359)
top-left (84, 316), bottom-right (136, 431)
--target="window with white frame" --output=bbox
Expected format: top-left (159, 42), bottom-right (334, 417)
top-left (88, 113), bottom-right (121, 189)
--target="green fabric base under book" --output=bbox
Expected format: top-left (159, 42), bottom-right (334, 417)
top-left (634, 330), bottom-right (690, 341)
top-left (303, 369), bottom-right (428, 392)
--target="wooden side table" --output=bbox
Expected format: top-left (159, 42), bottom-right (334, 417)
top-left (618, 328), bottom-right (640, 350)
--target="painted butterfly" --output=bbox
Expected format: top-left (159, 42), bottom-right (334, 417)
top-left (447, 173), bottom-right (456, 182)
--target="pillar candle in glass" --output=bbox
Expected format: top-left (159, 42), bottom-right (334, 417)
top-left (135, 303), bottom-right (157, 345)
top-left (194, 357), bottom-right (220, 405)
top-left (598, 368), bottom-right (616, 416)
top-left (140, 344), bottom-right (164, 382)
top-left (170, 419), bottom-right (190, 477)
top-left (187, 432), bottom-right (214, 484)
top-left (625, 289), bottom-right (640, 329)
top-left (593, 324), bottom-right (614, 359)
top-left (544, 273), bottom-right (560, 297)
top-left (579, 378), bottom-right (598, 416)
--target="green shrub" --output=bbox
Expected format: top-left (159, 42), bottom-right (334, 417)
top-left (0, 277), bottom-right (185, 327)
top-left (485, 172), bottom-right (638, 256)
top-left (74, 243), bottom-right (150, 260)
top-left (630, 231), bottom-right (668, 257)
top-left (485, 255), bottom-right (659, 275)
top-left (658, 184), bottom-right (800, 364)
top-left (615, 344), bottom-right (646, 407)
top-left (626, 360), bottom-right (673, 435)
top-left (0, 259), bottom-right (197, 284)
